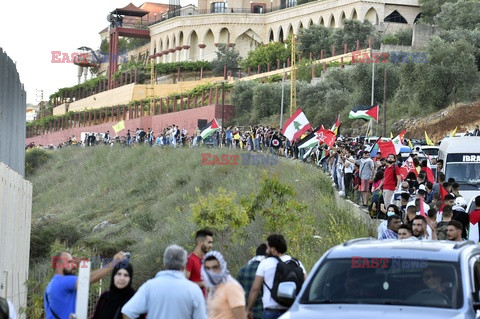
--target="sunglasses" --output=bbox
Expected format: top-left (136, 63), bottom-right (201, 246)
top-left (423, 273), bottom-right (440, 280)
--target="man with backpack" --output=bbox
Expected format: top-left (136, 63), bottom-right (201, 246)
top-left (246, 234), bottom-right (306, 319)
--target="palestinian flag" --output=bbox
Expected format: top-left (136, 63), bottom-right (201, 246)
top-left (200, 118), bottom-right (219, 139)
top-left (281, 108), bottom-right (312, 141)
top-left (349, 105), bottom-right (379, 122)
top-left (297, 128), bottom-right (320, 149)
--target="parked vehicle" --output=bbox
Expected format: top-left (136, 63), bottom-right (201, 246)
top-left (279, 239), bottom-right (480, 319)
top-left (438, 137), bottom-right (480, 203)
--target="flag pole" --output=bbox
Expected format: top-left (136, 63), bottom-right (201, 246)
top-left (280, 63), bottom-right (285, 128)
top-left (383, 66), bottom-right (387, 137)
top-left (371, 47), bottom-right (375, 136)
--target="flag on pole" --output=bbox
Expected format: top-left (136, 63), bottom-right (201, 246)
top-left (419, 196), bottom-right (426, 217)
top-left (425, 131), bottom-right (434, 146)
top-left (349, 105), bottom-right (379, 122)
top-left (201, 118), bottom-right (219, 139)
top-left (331, 114), bottom-right (340, 135)
top-left (369, 137), bottom-right (381, 158)
top-left (450, 127), bottom-right (457, 137)
top-left (399, 156), bottom-right (417, 179)
top-left (298, 128), bottom-right (336, 149)
top-left (377, 129), bottom-right (406, 156)
top-left (281, 108), bottom-right (312, 141)
top-left (112, 120), bottom-right (126, 133)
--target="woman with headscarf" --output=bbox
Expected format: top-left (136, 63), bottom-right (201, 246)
top-left (91, 262), bottom-right (144, 319)
top-left (201, 251), bottom-right (246, 319)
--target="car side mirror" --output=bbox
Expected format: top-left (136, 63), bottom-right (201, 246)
top-left (278, 281), bottom-right (297, 301)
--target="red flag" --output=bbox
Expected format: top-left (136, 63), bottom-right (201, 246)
top-left (421, 166), bottom-right (435, 183)
top-left (399, 157), bottom-right (417, 180)
top-left (377, 140), bottom-right (396, 158)
top-left (316, 129), bottom-right (337, 148)
top-left (366, 105), bottom-right (379, 122)
top-left (419, 196), bottom-right (426, 217)
top-left (440, 184), bottom-right (449, 201)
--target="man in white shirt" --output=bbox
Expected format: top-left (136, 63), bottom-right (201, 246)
top-left (246, 234), bottom-right (306, 319)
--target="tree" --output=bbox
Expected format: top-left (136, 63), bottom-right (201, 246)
top-left (298, 24), bottom-right (334, 56)
top-left (418, 0), bottom-right (456, 24)
top-left (435, 0), bottom-right (480, 31)
top-left (241, 42), bottom-right (289, 70)
top-left (211, 44), bottom-right (241, 76)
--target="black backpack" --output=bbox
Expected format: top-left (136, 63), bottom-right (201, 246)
top-left (264, 256), bottom-right (304, 307)
top-left (0, 297), bottom-right (9, 319)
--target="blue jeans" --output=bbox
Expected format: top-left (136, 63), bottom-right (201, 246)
top-left (262, 309), bottom-right (287, 319)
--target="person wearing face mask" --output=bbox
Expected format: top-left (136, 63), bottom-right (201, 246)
top-left (201, 251), bottom-right (246, 319)
top-left (91, 262), bottom-right (144, 319)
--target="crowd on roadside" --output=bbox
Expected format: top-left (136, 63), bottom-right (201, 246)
top-left (43, 231), bottom-right (305, 319)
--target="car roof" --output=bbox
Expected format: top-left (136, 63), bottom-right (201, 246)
top-left (327, 238), bottom-right (479, 262)
top-left (439, 136), bottom-right (480, 153)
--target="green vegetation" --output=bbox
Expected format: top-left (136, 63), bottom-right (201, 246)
top-left (299, 20), bottom-right (380, 57)
top-left (27, 146), bottom-right (372, 316)
top-left (241, 42), bottom-right (290, 70)
top-left (211, 44), bottom-right (241, 76)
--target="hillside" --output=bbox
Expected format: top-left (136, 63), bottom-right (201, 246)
top-left (26, 145), bottom-right (372, 314)
top-left (398, 100), bottom-right (480, 141)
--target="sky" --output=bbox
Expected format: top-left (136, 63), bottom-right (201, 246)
top-left (0, 0), bottom-right (194, 105)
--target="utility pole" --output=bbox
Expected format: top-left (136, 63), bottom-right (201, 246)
top-left (383, 66), bottom-right (387, 137)
top-left (290, 35), bottom-right (297, 116)
top-left (221, 81), bottom-right (225, 131)
top-left (280, 63), bottom-right (285, 128)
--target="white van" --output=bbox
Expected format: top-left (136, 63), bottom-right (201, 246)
top-left (438, 137), bottom-right (480, 203)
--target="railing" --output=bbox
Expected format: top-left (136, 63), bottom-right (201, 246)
top-left (149, 4), bottom-right (297, 25)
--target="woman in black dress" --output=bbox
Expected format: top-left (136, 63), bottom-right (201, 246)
top-left (91, 262), bottom-right (143, 319)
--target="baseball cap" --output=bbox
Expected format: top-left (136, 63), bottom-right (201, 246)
top-left (417, 184), bottom-right (427, 195)
top-left (454, 197), bottom-right (467, 207)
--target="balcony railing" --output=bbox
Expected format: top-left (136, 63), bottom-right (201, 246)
top-left (147, 3), bottom-right (297, 26)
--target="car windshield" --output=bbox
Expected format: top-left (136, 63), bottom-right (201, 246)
top-left (422, 149), bottom-right (439, 156)
top-left (300, 258), bottom-right (463, 309)
top-left (446, 163), bottom-right (480, 184)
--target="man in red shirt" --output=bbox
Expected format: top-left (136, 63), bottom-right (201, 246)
top-left (186, 229), bottom-right (213, 296)
top-left (469, 196), bottom-right (480, 225)
top-left (379, 153), bottom-right (402, 206)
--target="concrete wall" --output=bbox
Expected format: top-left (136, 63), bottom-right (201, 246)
top-left (0, 162), bottom-right (32, 319)
top-left (412, 24), bottom-right (438, 49)
top-left (0, 48), bottom-right (26, 176)
top-left (53, 78), bottom-right (225, 115)
top-left (26, 104), bottom-right (233, 147)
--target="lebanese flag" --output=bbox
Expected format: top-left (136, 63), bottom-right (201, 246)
top-left (377, 129), bottom-right (406, 156)
top-left (200, 118), bottom-right (219, 139)
top-left (281, 108), bottom-right (312, 141)
top-left (399, 156), bottom-right (417, 179)
top-left (349, 105), bottom-right (379, 122)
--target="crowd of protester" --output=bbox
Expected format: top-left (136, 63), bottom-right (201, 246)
top-left (44, 231), bottom-right (305, 319)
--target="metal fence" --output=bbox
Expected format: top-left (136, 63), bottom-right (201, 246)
top-left (0, 162), bottom-right (33, 318)
top-left (0, 47), bottom-right (26, 176)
